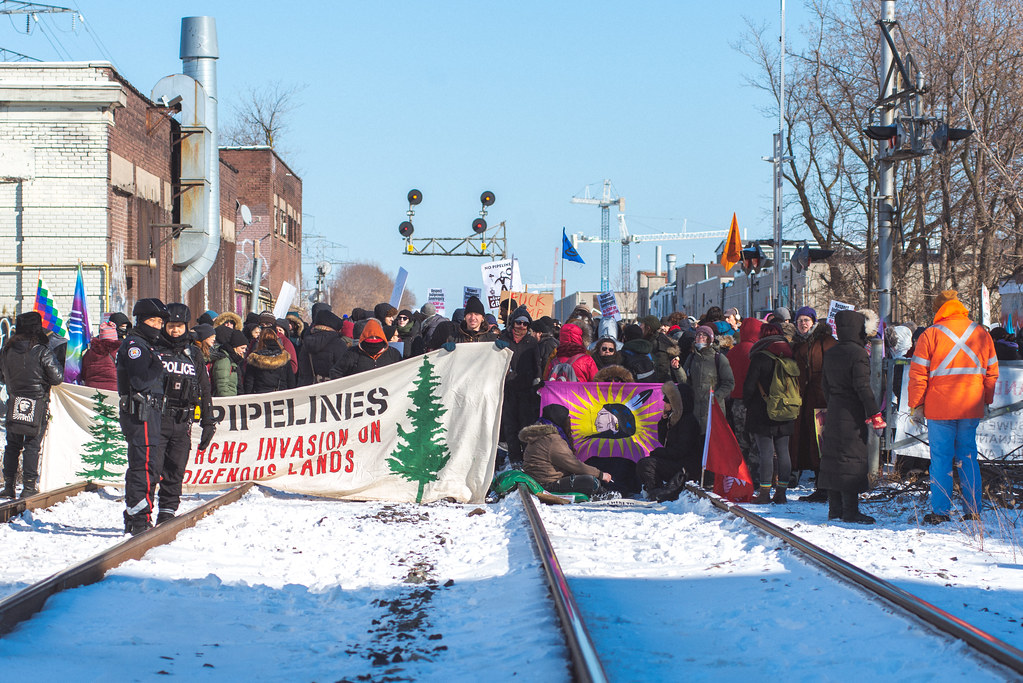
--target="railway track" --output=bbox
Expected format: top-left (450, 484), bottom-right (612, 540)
top-left (0, 482), bottom-right (252, 636)
top-left (0, 481), bottom-right (100, 523)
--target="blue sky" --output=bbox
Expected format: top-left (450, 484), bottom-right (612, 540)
top-left (3, 1), bottom-right (811, 311)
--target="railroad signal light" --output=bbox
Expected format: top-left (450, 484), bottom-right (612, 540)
top-left (399, 220), bottom-right (414, 237)
top-left (407, 189), bottom-right (422, 206)
top-left (931, 123), bottom-right (974, 153)
top-left (480, 191), bottom-right (495, 207)
top-left (472, 218), bottom-right (487, 234)
top-left (863, 124), bottom-right (898, 141)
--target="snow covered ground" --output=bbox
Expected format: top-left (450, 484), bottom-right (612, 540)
top-left (0, 483), bottom-right (1020, 682)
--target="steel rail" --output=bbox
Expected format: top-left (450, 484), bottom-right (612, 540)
top-left (517, 485), bottom-right (608, 683)
top-left (686, 483), bottom-right (1023, 676)
top-left (0, 482), bottom-right (253, 636)
top-left (0, 481), bottom-right (100, 524)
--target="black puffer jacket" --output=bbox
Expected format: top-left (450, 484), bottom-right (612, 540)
top-left (297, 327), bottom-right (349, 386)
top-left (243, 343), bottom-right (296, 394)
top-left (330, 343), bottom-right (403, 378)
top-left (0, 334), bottom-right (64, 400)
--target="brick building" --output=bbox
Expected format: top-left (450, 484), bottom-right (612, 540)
top-left (0, 61), bottom-right (239, 322)
top-left (220, 146), bottom-right (302, 314)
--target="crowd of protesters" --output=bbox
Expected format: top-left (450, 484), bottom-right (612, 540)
top-left (1, 285), bottom-right (998, 525)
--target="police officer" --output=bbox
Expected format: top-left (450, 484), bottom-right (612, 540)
top-left (117, 298), bottom-right (169, 535)
top-left (154, 303), bottom-right (216, 524)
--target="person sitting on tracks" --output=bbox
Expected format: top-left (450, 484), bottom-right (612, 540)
top-left (637, 381), bottom-right (701, 501)
top-left (520, 404), bottom-right (614, 499)
top-left (0, 311), bottom-right (65, 498)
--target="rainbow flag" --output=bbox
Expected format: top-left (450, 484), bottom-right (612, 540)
top-left (33, 276), bottom-right (66, 338)
top-left (64, 265), bottom-right (91, 383)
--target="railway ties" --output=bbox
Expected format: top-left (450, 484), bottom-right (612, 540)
top-left (0, 481), bottom-right (100, 524)
top-left (0, 482), bottom-right (252, 636)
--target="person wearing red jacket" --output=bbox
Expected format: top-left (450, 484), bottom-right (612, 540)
top-left (726, 317), bottom-right (762, 485)
top-left (80, 321), bottom-right (121, 391)
top-left (908, 290), bottom-right (998, 524)
top-left (544, 322), bottom-right (598, 382)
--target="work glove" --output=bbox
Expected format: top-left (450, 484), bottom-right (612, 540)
top-left (442, 342), bottom-right (457, 352)
top-left (494, 339), bottom-right (511, 350)
top-left (198, 423), bottom-right (217, 452)
top-left (909, 405), bottom-right (926, 426)
top-left (865, 412), bottom-right (887, 430)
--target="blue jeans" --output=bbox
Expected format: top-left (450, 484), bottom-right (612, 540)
top-left (927, 418), bottom-right (982, 515)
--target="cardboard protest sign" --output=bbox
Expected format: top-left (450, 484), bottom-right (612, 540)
top-left (500, 290), bottom-right (553, 318)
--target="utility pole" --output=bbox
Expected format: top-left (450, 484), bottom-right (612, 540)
top-left (877, 0), bottom-right (895, 326)
top-left (764, 0), bottom-right (792, 310)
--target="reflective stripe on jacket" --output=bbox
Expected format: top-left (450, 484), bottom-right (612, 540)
top-left (908, 300), bottom-right (998, 419)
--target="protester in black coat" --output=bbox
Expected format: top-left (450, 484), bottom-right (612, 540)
top-left (330, 319), bottom-right (403, 378)
top-left (743, 324), bottom-right (796, 504)
top-left (637, 381), bottom-right (701, 499)
top-left (498, 307), bottom-right (540, 465)
top-left (818, 310), bottom-right (882, 524)
top-left (0, 312), bottom-right (64, 497)
top-left (297, 310), bottom-right (349, 386)
top-left (243, 329), bottom-right (296, 394)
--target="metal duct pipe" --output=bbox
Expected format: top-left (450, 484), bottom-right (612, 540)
top-left (655, 245), bottom-right (662, 276)
top-left (179, 16), bottom-right (220, 298)
top-left (666, 254), bottom-right (677, 285)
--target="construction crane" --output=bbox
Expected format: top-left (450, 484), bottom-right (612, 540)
top-left (570, 179), bottom-right (623, 292)
top-left (572, 213), bottom-right (728, 291)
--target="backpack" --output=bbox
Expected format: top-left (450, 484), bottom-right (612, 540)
top-left (757, 351), bottom-right (802, 421)
top-left (622, 349), bottom-right (656, 382)
top-left (548, 353), bottom-right (585, 382)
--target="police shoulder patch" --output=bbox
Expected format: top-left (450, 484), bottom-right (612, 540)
top-left (127, 346), bottom-right (142, 360)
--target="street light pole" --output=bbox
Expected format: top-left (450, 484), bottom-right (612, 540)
top-left (877, 0), bottom-right (896, 325)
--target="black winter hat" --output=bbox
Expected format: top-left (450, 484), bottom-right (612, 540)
top-left (529, 318), bottom-right (552, 335)
top-left (374, 303), bottom-right (398, 321)
top-left (314, 309), bottom-right (344, 331)
top-left (276, 318), bottom-right (289, 331)
top-left (350, 308), bottom-right (368, 321)
top-left (244, 312), bottom-right (261, 326)
top-left (464, 296), bottom-right (486, 316)
top-left (229, 329), bottom-right (249, 348)
top-left (165, 303), bottom-right (191, 324)
top-left (109, 312), bottom-right (131, 328)
top-left (196, 311), bottom-right (215, 326)
top-left (214, 325), bottom-right (233, 346)
top-left (622, 324), bottom-right (643, 342)
top-left (15, 311), bottom-right (43, 336)
top-left (192, 323), bottom-right (215, 341)
top-left (509, 305), bottom-right (532, 325)
top-left (133, 298), bottom-right (169, 321)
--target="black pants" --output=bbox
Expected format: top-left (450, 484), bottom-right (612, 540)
top-left (502, 392), bottom-right (540, 463)
top-left (828, 490), bottom-right (861, 520)
top-left (546, 474), bottom-right (600, 496)
top-left (3, 422), bottom-right (47, 486)
top-left (120, 409), bottom-right (162, 519)
top-left (158, 415), bottom-right (193, 514)
top-left (636, 454), bottom-right (683, 491)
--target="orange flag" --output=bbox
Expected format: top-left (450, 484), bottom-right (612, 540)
top-left (720, 213), bottom-right (742, 272)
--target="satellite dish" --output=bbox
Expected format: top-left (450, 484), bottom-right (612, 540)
top-left (240, 204), bottom-right (253, 226)
top-left (317, 260), bottom-right (332, 276)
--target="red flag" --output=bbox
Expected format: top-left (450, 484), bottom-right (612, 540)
top-left (701, 389), bottom-right (754, 503)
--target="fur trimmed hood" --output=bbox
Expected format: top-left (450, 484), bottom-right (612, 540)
top-left (246, 347), bottom-right (291, 370)
top-left (661, 380), bottom-right (695, 426)
top-left (518, 423), bottom-right (559, 445)
top-left (214, 311), bottom-right (243, 329)
top-left (286, 313), bottom-right (305, 337)
top-left (859, 309), bottom-right (879, 337)
top-left (595, 364), bottom-right (634, 383)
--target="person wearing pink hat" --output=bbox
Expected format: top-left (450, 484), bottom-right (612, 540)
top-left (80, 321), bottom-right (121, 391)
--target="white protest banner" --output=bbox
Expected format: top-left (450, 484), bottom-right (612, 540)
top-left (826, 299), bottom-right (855, 335)
top-left (41, 345), bottom-right (513, 503)
top-left (463, 286), bottom-right (482, 307)
top-left (892, 360), bottom-right (1023, 461)
top-left (390, 267), bottom-right (409, 308)
top-left (481, 258), bottom-right (521, 311)
top-left (427, 288), bottom-right (445, 316)
top-left (598, 291), bottom-right (621, 321)
top-left (272, 281), bottom-right (298, 319)
top-left (982, 283), bottom-right (991, 328)
top-left (500, 290), bottom-right (553, 319)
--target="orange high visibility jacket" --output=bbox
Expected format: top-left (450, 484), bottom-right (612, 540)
top-left (908, 300), bottom-right (998, 420)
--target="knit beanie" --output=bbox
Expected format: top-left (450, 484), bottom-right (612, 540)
top-left (694, 325), bottom-right (715, 341)
top-left (795, 306), bottom-right (817, 323)
top-left (932, 290), bottom-right (958, 315)
top-left (98, 321), bottom-right (118, 341)
top-left (464, 296), bottom-right (486, 316)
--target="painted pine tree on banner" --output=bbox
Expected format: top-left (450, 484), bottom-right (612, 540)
top-left (76, 391), bottom-right (128, 481)
top-left (388, 354), bottom-right (451, 502)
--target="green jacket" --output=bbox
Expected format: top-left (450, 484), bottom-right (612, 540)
top-left (211, 350), bottom-right (241, 397)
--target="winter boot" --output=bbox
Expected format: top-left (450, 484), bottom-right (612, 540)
top-left (156, 510), bottom-right (176, 525)
top-left (772, 485), bottom-right (788, 504)
top-left (827, 490), bottom-right (843, 520)
top-left (752, 486), bottom-right (772, 505)
top-left (800, 488), bottom-right (828, 503)
top-left (923, 513), bottom-right (951, 525)
top-left (19, 478), bottom-right (39, 498)
top-left (841, 493), bottom-right (874, 524)
top-left (124, 510), bottom-right (152, 536)
top-left (1, 481), bottom-right (15, 498)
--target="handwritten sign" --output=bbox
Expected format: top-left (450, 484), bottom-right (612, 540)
top-left (500, 290), bottom-right (553, 319)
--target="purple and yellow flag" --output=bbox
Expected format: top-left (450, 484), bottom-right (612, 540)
top-left (64, 265), bottom-right (91, 383)
top-left (539, 382), bottom-right (664, 462)
top-left (33, 276), bottom-right (66, 338)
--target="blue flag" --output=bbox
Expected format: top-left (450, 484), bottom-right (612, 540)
top-left (562, 227), bottom-right (585, 264)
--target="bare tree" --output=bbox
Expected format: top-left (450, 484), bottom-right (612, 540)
top-left (221, 81), bottom-right (306, 154)
top-left (327, 262), bottom-right (417, 316)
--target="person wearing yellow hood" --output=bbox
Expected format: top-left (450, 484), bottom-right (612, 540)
top-left (908, 290), bottom-right (998, 525)
top-left (330, 318), bottom-right (403, 378)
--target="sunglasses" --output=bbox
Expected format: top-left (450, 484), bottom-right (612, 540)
top-left (396, 316), bottom-right (409, 322)
top-left (513, 320), bottom-right (529, 327)
top-left (599, 346), bottom-right (616, 353)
